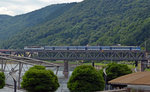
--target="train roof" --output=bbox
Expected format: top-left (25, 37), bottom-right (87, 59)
top-left (44, 46), bottom-right (140, 47)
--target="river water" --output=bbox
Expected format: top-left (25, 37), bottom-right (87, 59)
top-left (1, 64), bottom-right (75, 92)
top-left (50, 66), bottom-right (74, 92)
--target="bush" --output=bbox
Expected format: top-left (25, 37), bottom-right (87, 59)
top-left (0, 72), bottom-right (5, 89)
top-left (67, 65), bottom-right (104, 92)
top-left (106, 63), bottom-right (132, 82)
top-left (21, 65), bottom-right (59, 92)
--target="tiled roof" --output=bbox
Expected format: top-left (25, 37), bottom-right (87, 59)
top-left (109, 72), bottom-right (150, 86)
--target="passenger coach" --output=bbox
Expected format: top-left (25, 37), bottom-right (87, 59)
top-left (24, 46), bottom-right (141, 51)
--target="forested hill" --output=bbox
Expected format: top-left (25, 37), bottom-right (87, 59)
top-left (1, 0), bottom-right (150, 49)
top-left (0, 3), bottom-right (76, 40)
top-left (0, 15), bottom-right (12, 22)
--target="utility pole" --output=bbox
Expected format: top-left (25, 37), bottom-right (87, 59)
top-left (9, 68), bottom-right (18, 92)
top-left (103, 67), bottom-right (107, 90)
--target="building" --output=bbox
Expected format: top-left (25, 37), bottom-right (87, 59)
top-left (109, 72), bottom-right (150, 92)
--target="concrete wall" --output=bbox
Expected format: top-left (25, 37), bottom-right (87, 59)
top-left (97, 89), bottom-right (127, 92)
top-left (127, 85), bottom-right (150, 92)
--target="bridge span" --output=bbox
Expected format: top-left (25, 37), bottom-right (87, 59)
top-left (13, 48), bottom-right (148, 71)
top-left (0, 47), bottom-right (148, 89)
top-left (13, 49), bottom-right (146, 61)
top-left (0, 48), bottom-right (148, 69)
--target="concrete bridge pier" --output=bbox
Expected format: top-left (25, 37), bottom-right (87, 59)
top-left (63, 61), bottom-right (68, 78)
top-left (92, 61), bottom-right (95, 67)
top-left (134, 61), bottom-right (138, 72)
top-left (141, 60), bottom-right (148, 71)
top-left (135, 61), bottom-right (138, 67)
top-left (0, 59), bottom-right (6, 72)
top-left (0, 60), bottom-right (4, 72)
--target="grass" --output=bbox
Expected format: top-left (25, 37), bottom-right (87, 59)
top-left (145, 68), bottom-right (150, 71)
top-left (83, 63), bottom-right (107, 66)
top-left (47, 60), bottom-right (141, 71)
top-left (47, 60), bottom-right (77, 64)
top-left (128, 64), bottom-right (136, 69)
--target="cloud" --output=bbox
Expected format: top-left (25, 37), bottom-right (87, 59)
top-left (38, 0), bottom-right (83, 3)
top-left (0, 0), bottom-right (83, 16)
top-left (12, 0), bottom-right (27, 2)
top-left (0, 7), bottom-right (15, 15)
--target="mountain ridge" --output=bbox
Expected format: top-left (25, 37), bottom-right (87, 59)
top-left (1, 0), bottom-right (150, 49)
top-left (0, 3), bottom-right (76, 40)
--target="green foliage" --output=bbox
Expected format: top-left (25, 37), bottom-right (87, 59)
top-left (1, 0), bottom-right (150, 48)
top-left (0, 72), bottom-right (5, 89)
top-left (67, 65), bottom-right (105, 92)
top-left (106, 63), bottom-right (132, 82)
top-left (21, 65), bottom-right (59, 92)
top-left (29, 65), bottom-right (46, 70)
top-left (0, 3), bottom-right (76, 41)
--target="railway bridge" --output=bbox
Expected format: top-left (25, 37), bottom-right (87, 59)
top-left (13, 48), bottom-right (148, 71)
top-left (0, 48), bottom-right (148, 70)
top-left (0, 46), bottom-right (148, 89)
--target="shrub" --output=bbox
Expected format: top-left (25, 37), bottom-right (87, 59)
top-left (21, 65), bottom-right (59, 92)
top-left (67, 65), bottom-right (105, 92)
top-left (106, 63), bottom-right (132, 82)
top-left (0, 72), bottom-right (5, 89)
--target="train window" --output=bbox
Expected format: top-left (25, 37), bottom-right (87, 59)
top-left (110, 47), bottom-right (112, 50)
top-left (130, 47), bottom-right (132, 50)
top-left (85, 47), bottom-right (87, 50)
top-left (100, 47), bottom-right (102, 50)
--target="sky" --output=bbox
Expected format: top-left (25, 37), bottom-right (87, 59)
top-left (0, 0), bottom-right (83, 16)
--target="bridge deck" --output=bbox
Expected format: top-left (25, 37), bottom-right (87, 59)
top-left (13, 50), bottom-right (147, 61)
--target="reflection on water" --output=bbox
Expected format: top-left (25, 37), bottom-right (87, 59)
top-left (49, 67), bottom-right (75, 92)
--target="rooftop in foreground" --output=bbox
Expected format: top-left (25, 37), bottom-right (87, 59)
top-left (109, 71), bottom-right (150, 86)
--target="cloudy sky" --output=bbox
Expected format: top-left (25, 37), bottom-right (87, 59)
top-left (0, 0), bottom-right (83, 16)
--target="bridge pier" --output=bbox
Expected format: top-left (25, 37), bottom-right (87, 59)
top-left (0, 59), bottom-right (6, 72)
top-left (135, 61), bottom-right (138, 67)
top-left (63, 61), bottom-right (68, 78)
top-left (134, 61), bottom-right (138, 72)
top-left (141, 60), bottom-right (148, 71)
top-left (92, 61), bottom-right (95, 67)
top-left (0, 59), bottom-right (3, 72)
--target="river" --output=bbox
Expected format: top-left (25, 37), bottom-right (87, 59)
top-left (1, 64), bottom-right (75, 92)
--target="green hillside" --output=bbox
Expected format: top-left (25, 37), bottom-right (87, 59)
top-left (0, 15), bottom-right (12, 22)
top-left (0, 3), bottom-right (76, 40)
top-left (1, 0), bottom-right (150, 49)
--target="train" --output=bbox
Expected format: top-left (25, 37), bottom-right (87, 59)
top-left (24, 46), bottom-right (141, 51)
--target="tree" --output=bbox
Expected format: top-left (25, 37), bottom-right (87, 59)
top-left (21, 65), bottom-right (59, 92)
top-left (67, 65), bottom-right (105, 92)
top-left (0, 72), bottom-right (5, 89)
top-left (106, 63), bottom-right (132, 82)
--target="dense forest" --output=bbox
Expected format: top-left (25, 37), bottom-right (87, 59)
top-left (0, 3), bottom-right (76, 40)
top-left (0, 0), bottom-right (150, 49)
